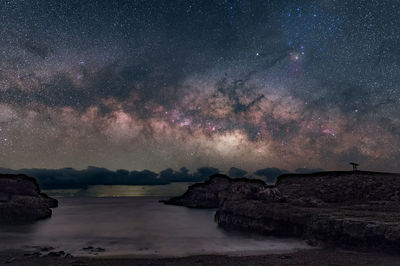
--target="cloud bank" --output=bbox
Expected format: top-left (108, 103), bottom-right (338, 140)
top-left (0, 165), bottom-right (323, 189)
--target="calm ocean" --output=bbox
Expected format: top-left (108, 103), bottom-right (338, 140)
top-left (0, 184), bottom-right (311, 257)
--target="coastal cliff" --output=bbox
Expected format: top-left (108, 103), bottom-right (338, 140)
top-left (162, 174), bottom-right (282, 208)
top-left (166, 171), bottom-right (400, 253)
top-left (0, 174), bottom-right (58, 223)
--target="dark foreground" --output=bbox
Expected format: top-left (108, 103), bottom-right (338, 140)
top-left (1, 249), bottom-right (400, 266)
top-left (0, 174), bottom-right (58, 223)
top-left (166, 171), bottom-right (400, 253)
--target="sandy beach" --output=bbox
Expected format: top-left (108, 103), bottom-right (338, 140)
top-left (1, 249), bottom-right (400, 266)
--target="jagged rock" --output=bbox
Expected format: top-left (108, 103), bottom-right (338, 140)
top-left (162, 174), bottom-right (232, 208)
top-left (23, 252), bottom-right (42, 257)
top-left (82, 246), bottom-right (105, 253)
top-left (167, 170), bottom-right (400, 253)
top-left (214, 171), bottom-right (400, 253)
top-left (46, 251), bottom-right (66, 257)
top-left (0, 174), bottom-right (58, 223)
top-left (40, 246), bottom-right (55, 252)
top-left (163, 174), bottom-right (281, 208)
top-left (219, 179), bottom-right (283, 202)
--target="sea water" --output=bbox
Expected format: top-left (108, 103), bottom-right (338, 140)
top-left (0, 185), bottom-right (311, 257)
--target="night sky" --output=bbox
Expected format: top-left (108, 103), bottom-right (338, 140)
top-left (1, 0), bottom-right (399, 173)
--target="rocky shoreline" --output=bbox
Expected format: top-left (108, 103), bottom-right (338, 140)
top-left (2, 248), bottom-right (400, 266)
top-left (165, 171), bottom-right (400, 253)
top-left (162, 174), bottom-right (281, 208)
top-left (0, 174), bottom-right (58, 223)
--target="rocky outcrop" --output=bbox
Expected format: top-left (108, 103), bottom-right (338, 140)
top-left (162, 174), bottom-right (281, 208)
top-left (277, 171), bottom-right (400, 204)
top-left (0, 174), bottom-right (58, 223)
top-left (167, 171), bottom-right (400, 253)
top-left (215, 171), bottom-right (400, 253)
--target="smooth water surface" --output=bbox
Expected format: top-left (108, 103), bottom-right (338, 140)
top-left (44, 183), bottom-right (194, 197)
top-left (0, 196), bottom-right (311, 257)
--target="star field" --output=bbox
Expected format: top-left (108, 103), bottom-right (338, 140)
top-left (0, 0), bottom-right (399, 172)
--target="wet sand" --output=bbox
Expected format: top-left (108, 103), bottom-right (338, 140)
top-left (1, 249), bottom-right (400, 266)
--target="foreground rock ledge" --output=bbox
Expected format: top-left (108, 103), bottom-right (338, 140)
top-left (0, 174), bottom-right (58, 223)
top-left (165, 171), bottom-right (400, 253)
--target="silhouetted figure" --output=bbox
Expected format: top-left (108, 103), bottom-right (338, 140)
top-left (350, 162), bottom-right (359, 171)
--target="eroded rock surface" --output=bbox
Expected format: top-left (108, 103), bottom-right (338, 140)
top-left (162, 174), bottom-right (281, 208)
top-left (215, 171), bottom-right (400, 252)
top-left (0, 174), bottom-right (58, 223)
top-left (167, 171), bottom-right (400, 253)
top-left (277, 171), bottom-right (400, 204)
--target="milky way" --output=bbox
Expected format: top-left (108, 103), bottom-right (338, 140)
top-left (1, 0), bottom-right (400, 172)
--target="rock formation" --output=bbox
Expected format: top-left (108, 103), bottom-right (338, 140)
top-left (277, 171), bottom-right (400, 204)
top-left (0, 174), bottom-right (58, 223)
top-left (166, 171), bottom-right (400, 253)
top-left (162, 174), bottom-right (281, 208)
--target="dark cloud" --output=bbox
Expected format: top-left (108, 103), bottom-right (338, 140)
top-left (253, 168), bottom-right (289, 183)
top-left (193, 167), bottom-right (220, 180)
top-left (159, 167), bottom-right (192, 183)
top-left (6, 31), bottom-right (51, 59)
top-left (0, 167), bottom-right (161, 189)
top-left (228, 167), bottom-right (248, 178)
top-left (0, 166), bottom-right (221, 189)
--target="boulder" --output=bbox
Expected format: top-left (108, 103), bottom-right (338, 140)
top-left (0, 174), bottom-right (58, 223)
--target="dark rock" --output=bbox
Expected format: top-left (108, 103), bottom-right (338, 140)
top-left (71, 260), bottom-right (89, 266)
top-left (46, 251), bottom-right (65, 257)
top-left (92, 247), bottom-right (105, 252)
top-left (0, 174), bottom-right (58, 223)
top-left (82, 246), bottom-right (105, 253)
top-left (216, 201), bottom-right (311, 237)
top-left (5, 257), bottom-right (16, 264)
top-left (305, 239), bottom-right (319, 246)
top-left (40, 246), bottom-right (55, 252)
top-left (214, 171), bottom-right (400, 253)
top-left (277, 171), bottom-right (400, 203)
top-left (162, 174), bottom-right (232, 208)
top-left (24, 252), bottom-right (42, 257)
top-left (166, 170), bottom-right (400, 253)
top-left (163, 174), bottom-right (280, 208)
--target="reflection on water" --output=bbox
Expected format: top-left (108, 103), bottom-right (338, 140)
top-left (0, 197), bottom-right (311, 257)
top-left (44, 182), bottom-right (194, 197)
